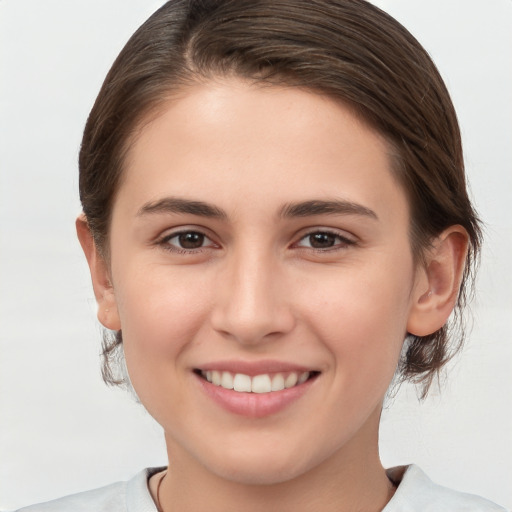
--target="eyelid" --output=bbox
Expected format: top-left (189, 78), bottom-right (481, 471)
top-left (153, 225), bottom-right (356, 253)
top-left (156, 226), bottom-right (219, 252)
top-left (293, 227), bottom-right (357, 250)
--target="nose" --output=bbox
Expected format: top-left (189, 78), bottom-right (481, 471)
top-left (210, 248), bottom-right (296, 345)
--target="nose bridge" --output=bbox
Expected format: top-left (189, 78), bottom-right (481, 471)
top-left (211, 242), bottom-right (294, 344)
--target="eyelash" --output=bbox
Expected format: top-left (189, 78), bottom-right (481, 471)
top-left (158, 230), bottom-right (216, 254)
top-left (156, 229), bottom-right (356, 254)
top-left (294, 230), bottom-right (356, 252)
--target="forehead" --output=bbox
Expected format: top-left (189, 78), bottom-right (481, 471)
top-left (119, 79), bottom-right (408, 225)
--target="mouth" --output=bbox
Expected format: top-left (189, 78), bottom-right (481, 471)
top-left (193, 361), bottom-right (321, 417)
top-left (194, 369), bottom-right (320, 394)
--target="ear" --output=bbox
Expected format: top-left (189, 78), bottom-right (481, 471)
top-left (76, 214), bottom-right (121, 330)
top-left (407, 225), bottom-right (469, 336)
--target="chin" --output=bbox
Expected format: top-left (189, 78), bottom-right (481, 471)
top-left (199, 440), bottom-right (325, 486)
top-left (215, 460), bottom-right (307, 486)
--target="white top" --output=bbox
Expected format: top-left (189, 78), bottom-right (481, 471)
top-left (14, 465), bottom-right (507, 512)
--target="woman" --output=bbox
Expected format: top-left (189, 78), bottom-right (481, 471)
top-left (12, 0), bottom-right (508, 510)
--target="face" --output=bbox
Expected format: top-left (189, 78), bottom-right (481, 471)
top-left (100, 79), bottom-right (425, 484)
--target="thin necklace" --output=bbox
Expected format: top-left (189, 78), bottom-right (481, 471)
top-left (155, 470), bottom-right (167, 512)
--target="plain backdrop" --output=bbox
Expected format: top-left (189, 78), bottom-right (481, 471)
top-left (0, 1), bottom-right (511, 510)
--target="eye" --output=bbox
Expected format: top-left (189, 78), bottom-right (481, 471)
top-left (160, 230), bottom-right (215, 251)
top-left (295, 230), bottom-right (355, 250)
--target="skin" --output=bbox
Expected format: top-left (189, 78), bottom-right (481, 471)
top-left (78, 78), bottom-right (468, 511)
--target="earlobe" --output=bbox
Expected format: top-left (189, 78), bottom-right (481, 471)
top-left (407, 226), bottom-right (469, 337)
top-left (76, 214), bottom-right (121, 331)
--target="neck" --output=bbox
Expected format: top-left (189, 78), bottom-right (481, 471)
top-left (156, 409), bottom-right (395, 512)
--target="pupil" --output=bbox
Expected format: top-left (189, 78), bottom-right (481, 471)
top-left (179, 232), bottom-right (204, 249)
top-left (310, 233), bottom-right (335, 248)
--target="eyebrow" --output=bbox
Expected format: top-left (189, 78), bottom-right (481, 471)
top-left (137, 197), bottom-right (227, 219)
top-left (279, 199), bottom-right (378, 220)
top-left (136, 196), bottom-right (377, 221)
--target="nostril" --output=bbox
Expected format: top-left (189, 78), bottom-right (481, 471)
top-left (210, 304), bottom-right (296, 346)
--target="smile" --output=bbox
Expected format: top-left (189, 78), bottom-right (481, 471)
top-left (194, 364), bottom-right (320, 417)
top-left (199, 370), bottom-right (314, 393)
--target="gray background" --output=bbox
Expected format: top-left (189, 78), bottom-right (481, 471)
top-left (1, 1), bottom-right (511, 509)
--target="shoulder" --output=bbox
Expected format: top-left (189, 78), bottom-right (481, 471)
top-left (14, 481), bottom-right (127, 512)
top-left (385, 465), bottom-right (507, 512)
top-left (14, 468), bottom-right (161, 512)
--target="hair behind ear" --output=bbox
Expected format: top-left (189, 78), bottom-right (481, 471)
top-left (403, 226), bottom-right (470, 397)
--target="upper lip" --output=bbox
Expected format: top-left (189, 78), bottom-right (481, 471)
top-left (194, 359), bottom-right (318, 376)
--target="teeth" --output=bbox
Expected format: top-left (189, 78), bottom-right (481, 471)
top-left (212, 370), bottom-right (222, 386)
top-left (298, 371), bottom-right (309, 384)
top-left (233, 373), bottom-right (252, 392)
top-left (251, 374), bottom-right (272, 393)
top-left (284, 372), bottom-right (298, 388)
top-left (220, 371), bottom-right (234, 389)
top-left (271, 373), bottom-right (285, 391)
top-left (201, 370), bottom-right (312, 393)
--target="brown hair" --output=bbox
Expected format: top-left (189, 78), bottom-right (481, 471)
top-left (79, 0), bottom-right (482, 397)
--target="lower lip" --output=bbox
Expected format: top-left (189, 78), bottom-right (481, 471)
top-left (196, 374), bottom-right (317, 418)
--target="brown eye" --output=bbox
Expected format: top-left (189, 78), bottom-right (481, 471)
top-left (178, 232), bottom-right (205, 249)
top-left (162, 230), bottom-right (214, 251)
top-left (296, 230), bottom-right (354, 250)
top-left (309, 232), bottom-right (336, 248)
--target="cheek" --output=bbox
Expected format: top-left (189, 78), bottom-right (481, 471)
top-left (112, 263), bottom-right (212, 391)
top-left (303, 258), bottom-right (413, 391)
top-left (117, 262), bottom-right (207, 332)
